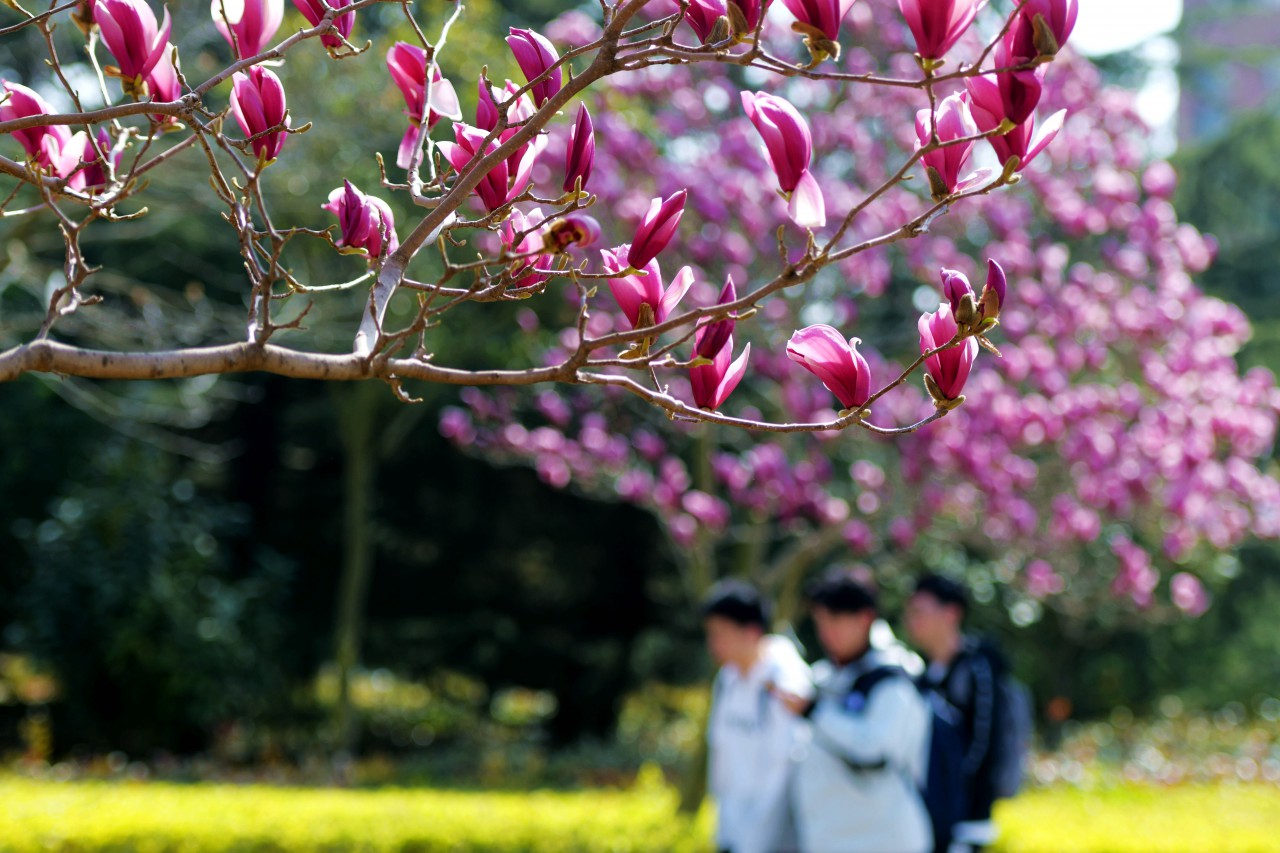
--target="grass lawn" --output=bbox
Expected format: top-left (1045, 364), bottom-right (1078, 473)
top-left (2, 774), bottom-right (1278, 852)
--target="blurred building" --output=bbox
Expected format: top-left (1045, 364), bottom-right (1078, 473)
top-left (1178, 0), bottom-right (1280, 144)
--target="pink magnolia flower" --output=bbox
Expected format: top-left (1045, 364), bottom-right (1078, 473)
top-left (0, 81), bottom-right (90, 189)
top-left (546, 212), bottom-right (601, 251)
top-left (691, 332), bottom-right (751, 411)
top-left (323, 180), bottom-right (398, 261)
top-left (291, 0), bottom-right (355, 49)
top-left (211, 0), bottom-right (282, 59)
top-left (506, 28), bottom-right (562, 108)
top-left (994, 32), bottom-right (1045, 125)
top-left (1, 80), bottom-right (64, 161)
top-left (915, 91), bottom-right (980, 199)
top-left (940, 267), bottom-right (974, 314)
top-left (502, 208), bottom-right (552, 290)
top-left (742, 91), bottom-right (825, 228)
top-left (684, 0), bottom-right (727, 43)
top-left (437, 122), bottom-right (545, 213)
top-left (940, 259), bottom-right (1005, 324)
top-left (695, 276), bottom-right (736, 360)
top-left (601, 247), bottom-right (694, 329)
top-left (40, 130), bottom-right (90, 190)
top-left (898, 0), bottom-right (982, 60)
top-left (72, 0), bottom-right (97, 33)
top-left (979, 258), bottom-right (1007, 321)
top-left (1014, 0), bottom-right (1078, 57)
top-left (230, 66), bottom-right (288, 162)
top-left (966, 73), bottom-right (1065, 171)
top-left (780, 0), bottom-right (858, 41)
top-left (919, 302), bottom-right (978, 400)
top-left (95, 0), bottom-right (173, 94)
top-left (387, 41), bottom-right (462, 170)
top-left (1170, 572), bottom-right (1209, 617)
top-left (628, 190), bottom-right (687, 270)
top-left (1024, 559), bottom-right (1065, 598)
top-left (144, 43), bottom-right (180, 103)
top-left (476, 79), bottom-right (533, 132)
top-left (729, 0), bottom-right (774, 33)
top-left (563, 104), bottom-right (594, 193)
top-left (79, 129), bottom-right (121, 191)
top-left (785, 324), bottom-right (872, 410)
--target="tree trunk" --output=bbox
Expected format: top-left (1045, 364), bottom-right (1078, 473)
top-left (330, 382), bottom-right (381, 754)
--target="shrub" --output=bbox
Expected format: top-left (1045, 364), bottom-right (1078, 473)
top-left (3, 774), bottom-right (1280, 852)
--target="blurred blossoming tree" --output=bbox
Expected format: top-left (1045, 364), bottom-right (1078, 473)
top-left (445, 2), bottom-right (1280, 626)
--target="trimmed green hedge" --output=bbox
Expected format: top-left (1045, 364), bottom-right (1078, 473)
top-left (993, 784), bottom-right (1280, 853)
top-left (3, 775), bottom-right (1278, 852)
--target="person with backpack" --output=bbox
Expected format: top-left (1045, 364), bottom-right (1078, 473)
top-left (702, 580), bottom-right (814, 853)
top-left (904, 574), bottom-right (1033, 853)
top-left (773, 570), bottom-right (933, 853)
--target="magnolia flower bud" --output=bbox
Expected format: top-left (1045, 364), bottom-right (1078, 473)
top-left (231, 67), bottom-right (289, 163)
top-left (291, 0), bottom-right (356, 50)
top-left (977, 258), bottom-right (1007, 326)
top-left (781, 0), bottom-right (856, 42)
top-left (898, 0), bottom-right (981, 61)
top-left (628, 190), bottom-right (687, 270)
top-left (563, 104), bottom-right (595, 194)
top-left (684, 0), bottom-right (727, 44)
top-left (919, 302), bottom-right (978, 401)
top-left (211, 0), bottom-right (283, 60)
top-left (915, 92), bottom-right (979, 200)
top-left (691, 333), bottom-right (751, 411)
top-left (323, 180), bottom-right (398, 262)
top-left (695, 276), bottom-right (737, 361)
top-left (96, 0), bottom-right (173, 97)
top-left (506, 28), bottom-right (562, 108)
top-left (742, 91), bottom-right (826, 228)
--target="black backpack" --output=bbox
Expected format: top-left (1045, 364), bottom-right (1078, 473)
top-left (970, 642), bottom-right (1033, 800)
top-left (940, 641), bottom-right (1033, 802)
top-left (835, 665), bottom-right (969, 852)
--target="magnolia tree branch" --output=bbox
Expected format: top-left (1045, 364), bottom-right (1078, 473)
top-left (0, 0), bottom-right (1071, 435)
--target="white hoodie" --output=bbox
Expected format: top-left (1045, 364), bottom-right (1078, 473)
top-left (708, 634), bottom-right (814, 853)
top-left (791, 649), bottom-right (933, 853)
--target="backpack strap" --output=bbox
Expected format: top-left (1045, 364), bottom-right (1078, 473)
top-left (825, 664), bottom-right (906, 773)
top-left (852, 664), bottom-right (905, 698)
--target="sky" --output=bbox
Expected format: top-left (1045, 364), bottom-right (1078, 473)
top-left (1072, 0), bottom-right (1185, 154)
top-left (1072, 0), bottom-right (1184, 56)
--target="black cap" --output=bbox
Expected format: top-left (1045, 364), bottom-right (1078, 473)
top-left (913, 573), bottom-right (969, 613)
top-left (700, 579), bottom-right (771, 629)
top-left (805, 569), bottom-right (878, 614)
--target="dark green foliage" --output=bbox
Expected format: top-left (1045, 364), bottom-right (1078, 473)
top-left (6, 442), bottom-right (294, 754)
top-left (1174, 111), bottom-right (1280, 371)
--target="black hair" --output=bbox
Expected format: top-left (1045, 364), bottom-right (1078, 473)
top-left (913, 573), bottom-right (969, 615)
top-left (699, 580), bottom-right (771, 629)
top-left (804, 569), bottom-right (878, 615)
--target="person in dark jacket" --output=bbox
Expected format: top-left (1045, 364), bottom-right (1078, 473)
top-left (904, 575), bottom-right (999, 853)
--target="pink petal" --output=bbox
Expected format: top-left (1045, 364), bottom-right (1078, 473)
top-left (659, 265), bottom-right (694, 323)
top-left (788, 169), bottom-right (826, 228)
top-left (715, 342), bottom-right (751, 409)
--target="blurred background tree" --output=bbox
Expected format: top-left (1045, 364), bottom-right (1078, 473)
top-left (1, 0), bottom-right (1279, 776)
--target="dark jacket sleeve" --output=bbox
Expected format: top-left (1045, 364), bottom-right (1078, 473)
top-left (956, 651), bottom-right (997, 778)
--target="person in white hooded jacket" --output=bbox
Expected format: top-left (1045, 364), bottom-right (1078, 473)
top-left (774, 570), bottom-right (933, 853)
top-left (703, 580), bottom-right (814, 853)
